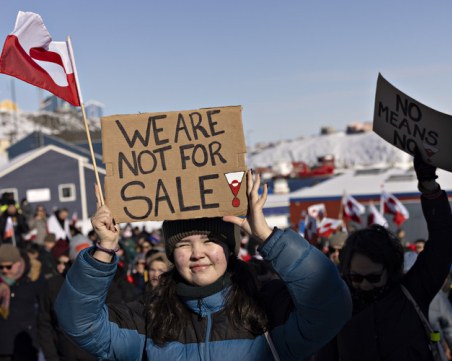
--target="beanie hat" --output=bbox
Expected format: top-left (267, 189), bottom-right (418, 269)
top-left (163, 217), bottom-right (240, 261)
top-left (69, 234), bottom-right (92, 261)
top-left (0, 244), bottom-right (21, 263)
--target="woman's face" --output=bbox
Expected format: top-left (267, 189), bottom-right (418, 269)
top-left (173, 234), bottom-right (229, 287)
top-left (148, 260), bottom-right (169, 288)
top-left (349, 253), bottom-right (388, 291)
top-left (56, 255), bottom-right (70, 274)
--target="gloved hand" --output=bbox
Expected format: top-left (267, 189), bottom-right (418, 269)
top-left (413, 147), bottom-right (437, 182)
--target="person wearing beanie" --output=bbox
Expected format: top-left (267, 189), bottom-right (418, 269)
top-left (68, 232), bottom-right (92, 262)
top-left (55, 171), bottom-right (352, 361)
top-left (0, 244), bottom-right (44, 360)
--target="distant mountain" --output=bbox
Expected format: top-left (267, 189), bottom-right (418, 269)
top-left (246, 131), bottom-right (412, 170)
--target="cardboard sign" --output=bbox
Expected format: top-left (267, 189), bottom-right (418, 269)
top-left (101, 106), bottom-right (247, 223)
top-left (373, 73), bottom-right (452, 171)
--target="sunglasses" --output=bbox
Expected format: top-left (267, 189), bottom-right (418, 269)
top-left (0, 264), bottom-right (13, 270)
top-left (349, 270), bottom-right (385, 284)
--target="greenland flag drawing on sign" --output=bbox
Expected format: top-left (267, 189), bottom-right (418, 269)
top-left (0, 11), bottom-right (80, 106)
top-left (224, 171), bottom-right (245, 207)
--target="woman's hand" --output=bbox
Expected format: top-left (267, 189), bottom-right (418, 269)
top-left (223, 170), bottom-right (273, 242)
top-left (91, 185), bottom-right (119, 261)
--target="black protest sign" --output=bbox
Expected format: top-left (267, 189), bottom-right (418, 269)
top-left (373, 74), bottom-right (452, 171)
top-left (101, 106), bottom-right (247, 222)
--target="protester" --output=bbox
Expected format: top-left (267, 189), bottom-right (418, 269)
top-left (314, 151), bottom-right (452, 361)
top-left (55, 170), bottom-right (351, 360)
top-left (0, 244), bottom-right (44, 360)
top-left (415, 238), bottom-right (427, 254)
top-left (38, 233), bottom-right (59, 280)
top-left (0, 200), bottom-right (29, 246)
top-left (145, 252), bottom-right (171, 290)
top-left (38, 229), bottom-right (139, 361)
top-left (28, 205), bottom-right (48, 246)
top-left (47, 208), bottom-right (71, 243)
top-left (130, 254), bottom-right (147, 293)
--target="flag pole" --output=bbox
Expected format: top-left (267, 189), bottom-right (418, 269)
top-left (339, 191), bottom-right (348, 232)
top-left (66, 36), bottom-right (105, 206)
top-left (380, 184), bottom-right (384, 216)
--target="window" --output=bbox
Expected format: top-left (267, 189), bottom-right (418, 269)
top-left (59, 184), bottom-right (76, 202)
top-left (27, 188), bottom-right (51, 202)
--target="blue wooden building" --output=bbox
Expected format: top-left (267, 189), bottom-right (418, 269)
top-left (0, 144), bottom-right (105, 230)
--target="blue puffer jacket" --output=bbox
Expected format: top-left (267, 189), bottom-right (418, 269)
top-left (55, 228), bottom-right (352, 361)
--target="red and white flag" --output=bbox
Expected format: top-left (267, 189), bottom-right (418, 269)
top-left (381, 191), bottom-right (409, 226)
top-left (342, 193), bottom-right (365, 224)
top-left (0, 11), bottom-right (80, 106)
top-left (317, 217), bottom-right (343, 238)
top-left (307, 203), bottom-right (326, 218)
top-left (3, 217), bottom-right (14, 240)
top-left (304, 215), bottom-right (318, 243)
top-left (367, 203), bottom-right (388, 228)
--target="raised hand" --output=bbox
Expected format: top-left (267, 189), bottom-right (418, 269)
top-left (91, 184), bottom-right (119, 248)
top-left (413, 147), bottom-right (437, 182)
top-left (223, 170), bottom-right (273, 242)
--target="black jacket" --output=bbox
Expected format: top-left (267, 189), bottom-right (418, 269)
top-left (0, 253), bottom-right (44, 360)
top-left (38, 268), bottom-right (140, 361)
top-left (316, 191), bottom-right (452, 361)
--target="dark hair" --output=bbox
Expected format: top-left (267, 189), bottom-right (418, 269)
top-left (145, 257), bottom-right (268, 346)
top-left (339, 225), bottom-right (404, 284)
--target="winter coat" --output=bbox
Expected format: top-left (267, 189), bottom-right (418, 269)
top-left (315, 191), bottom-right (452, 361)
top-left (38, 268), bottom-right (140, 361)
top-left (55, 228), bottom-right (352, 361)
top-left (0, 212), bottom-right (29, 246)
top-left (0, 253), bottom-right (45, 359)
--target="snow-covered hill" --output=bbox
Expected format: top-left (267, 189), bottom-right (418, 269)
top-left (246, 131), bottom-right (412, 170)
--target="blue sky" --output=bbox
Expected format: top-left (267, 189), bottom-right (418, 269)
top-left (1, 1), bottom-right (452, 146)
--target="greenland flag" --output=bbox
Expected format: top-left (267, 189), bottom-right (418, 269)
top-left (317, 217), bottom-right (343, 238)
top-left (0, 11), bottom-right (80, 106)
top-left (381, 191), bottom-right (409, 226)
top-left (342, 193), bottom-right (365, 224)
top-left (367, 203), bottom-right (388, 228)
top-left (307, 203), bottom-right (326, 218)
top-left (3, 216), bottom-right (14, 240)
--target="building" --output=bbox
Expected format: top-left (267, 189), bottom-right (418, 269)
top-left (7, 131), bottom-right (103, 169)
top-left (289, 167), bottom-right (452, 242)
top-left (0, 145), bottom-right (105, 233)
top-left (40, 95), bottom-right (77, 113)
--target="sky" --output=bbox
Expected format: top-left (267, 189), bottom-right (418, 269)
top-left (1, 1), bottom-right (452, 147)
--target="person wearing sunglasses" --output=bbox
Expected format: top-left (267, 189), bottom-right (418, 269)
top-left (0, 243), bottom-right (45, 360)
top-left (315, 150), bottom-right (452, 361)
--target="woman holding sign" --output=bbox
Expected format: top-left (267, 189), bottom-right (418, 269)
top-left (54, 170), bottom-right (351, 361)
top-left (315, 151), bottom-right (452, 361)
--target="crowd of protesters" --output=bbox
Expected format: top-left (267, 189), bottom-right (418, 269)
top-left (0, 151), bottom-right (452, 360)
top-left (0, 195), bottom-right (176, 361)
